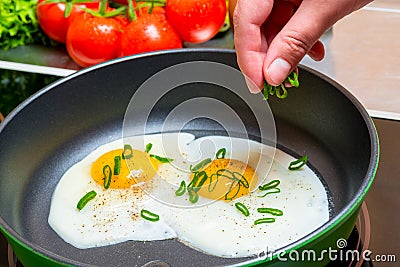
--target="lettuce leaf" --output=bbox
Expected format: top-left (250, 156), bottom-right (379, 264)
top-left (0, 0), bottom-right (55, 50)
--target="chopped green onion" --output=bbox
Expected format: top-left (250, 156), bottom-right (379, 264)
top-left (258, 179), bottom-right (280, 191)
top-left (175, 181), bottom-right (186, 196)
top-left (145, 143), bottom-right (153, 153)
top-left (257, 207), bottom-right (283, 216)
top-left (276, 84), bottom-right (288, 99)
top-left (258, 187), bottom-right (281, 198)
top-left (225, 180), bottom-right (241, 201)
top-left (113, 155), bottom-right (121, 175)
top-left (254, 218), bottom-right (276, 225)
top-left (188, 171), bottom-right (208, 192)
top-left (188, 189), bottom-right (199, 204)
top-left (262, 82), bottom-right (269, 100)
top-left (262, 70), bottom-right (299, 100)
top-left (103, 165), bottom-right (112, 189)
top-left (189, 158), bottom-right (212, 172)
top-left (77, 190), bottom-right (97, 210)
top-left (122, 144), bottom-right (133, 159)
top-left (233, 171), bottom-right (249, 188)
top-left (288, 155), bottom-right (308, 170)
top-left (286, 71), bottom-right (299, 87)
top-left (140, 209), bottom-right (159, 222)
top-left (235, 202), bottom-right (250, 217)
top-left (150, 154), bottom-right (173, 163)
top-left (215, 148), bottom-right (226, 159)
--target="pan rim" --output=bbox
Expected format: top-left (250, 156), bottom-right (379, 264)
top-left (0, 48), bottom-right (379, 266)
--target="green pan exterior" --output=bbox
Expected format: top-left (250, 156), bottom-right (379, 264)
top-left (0, 203), bottom-right (361, 267)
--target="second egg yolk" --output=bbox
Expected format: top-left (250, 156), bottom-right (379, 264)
top-left (191, 158), bottom-right (258, 201)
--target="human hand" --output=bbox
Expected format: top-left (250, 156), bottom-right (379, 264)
top-left (231, 0), bottom-right (372, 91)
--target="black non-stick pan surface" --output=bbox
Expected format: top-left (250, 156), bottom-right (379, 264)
top-left (0, 49), bottom-right (377, 266)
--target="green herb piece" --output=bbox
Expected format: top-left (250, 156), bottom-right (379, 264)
top-left (190, 158), bottom-right (212, 172)
top-left (257, 207), bottom-right (283, 216)
top-left (77, 190), bottom-right (97, 210)
top-left (145, 143), bottom-right (153, 153)
top-left (113, 155), bottom-right (121, 175)
top-left (122, 144), bottom-right (133, 159)
top-left (175, 181), bottom-right (186, 196)
top-left (262, 70), bottom-right (299, 100)
top-left (258, 179), bottom-right (280, 191)
top-left (150, 154), bottom-right (173, 163)
top-left (103, 165), bottom-right (112, 189)
top-left (276, 84), bottom-right (288, 99)
top-left (254, 218), bottom-right (276, 225)
top-left (140, 209), bottom-right (159, 222)
top-left (288, 155), bottom-right (308, 170)
top-left (188, 189), bottom-right (199, 204)
top-left (188, 171), bottom-right (208, 192)
top-left (235, 202), bottom-right (250, 217)
top-left (225, 180), bottom-right (241, 201)
top-left (258, 187), bottom-right (281, 198)
top-left (286, 71), bottom-right (299, 87)
top-left (215, 148), bottom-right (226, 159)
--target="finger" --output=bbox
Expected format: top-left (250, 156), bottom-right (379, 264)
top-left (233, 0), bottom-right (274, 89)
top-left (263, 0), bottom-right (337, 85)
top-left (308, 40), bottom-right (325, 61)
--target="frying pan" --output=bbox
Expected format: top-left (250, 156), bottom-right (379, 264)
top-left (0, 49), bottom-right (378, 266)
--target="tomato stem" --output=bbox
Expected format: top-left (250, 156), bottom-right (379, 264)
top-left (99, 0), bottom-right (107, 15)
top-left (127, 0), bottom-right (137, 21)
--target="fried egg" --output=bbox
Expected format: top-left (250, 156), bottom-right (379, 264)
top-left (48, 133), bottom-right (329, 258)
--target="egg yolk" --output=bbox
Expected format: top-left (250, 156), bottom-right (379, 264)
top-left (91, 149), bottom-right (159, 189)
top-left (191, 159), bottom-right (258, 201)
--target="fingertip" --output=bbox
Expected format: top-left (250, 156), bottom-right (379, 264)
top-left (244, 74), bottom-right (262, 94)
top-left (308, 40), bottom-right (325, 61)
top-left (264, 58), bottom-right (292, 86)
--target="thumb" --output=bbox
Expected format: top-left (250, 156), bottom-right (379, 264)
top-left (263, 1), bottom-right (340, 86)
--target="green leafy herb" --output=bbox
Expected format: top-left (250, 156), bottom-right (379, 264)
top-left (262, 70), bottom-right (299, 100)
top-left (0, 0), bottom-right (55, 50)
top-left (150, 154), bottom-right (173, 163)
top-left (188, 171), bottom-right (208, 192)
top-left (235, 202), bottom-right (250, 217)
top-left (113, 155), bottom-right (121, 175)
top-left (257, 207), bottom-right (283, 216)
top-left (288, 155), bottom-right (308, 170)
top-left (215, 148), bottom-right (226, 159)
top-left (77, 190), bottom-right (97, 210)
top-left (254, 218), bottom-right (276, 225)
top-left (189, 158), bottom-right (212, 172)
top-left (175, 181), bottom-right (186, 196)
top-left (140, 209), bottom-right (159, 222)
top-left (258, 179), bottom-right (280, 191)
top-left (122, 144), bottom-right (133, 159)
top-left (103, 165), bottom-right (112, 189)
top-left (188, 189), bottom-right (199, 204)
top-left (145, 143), bottom-right (153, 153)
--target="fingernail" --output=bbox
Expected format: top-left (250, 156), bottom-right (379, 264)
top-left (244, 75), bottom-right (261, 94)
top-left (267, 58), bottom-right (291, 85)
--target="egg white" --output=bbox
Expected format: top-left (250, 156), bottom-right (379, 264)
top-left (48, 133), bottom-right (329, 258)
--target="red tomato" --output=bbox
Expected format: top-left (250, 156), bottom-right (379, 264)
top-left (36, 0), bottom-right (101, 43)
top-left (136, 3), bottom-right (166, 18)
top-left (118, 13), bottom-right (182, 57)
top-left (66, 13), bottom-right (126, 67)
top-left (165, 0), bottom-right (226, 43)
